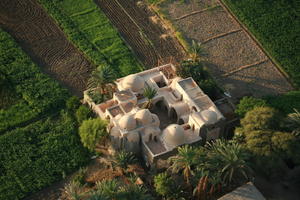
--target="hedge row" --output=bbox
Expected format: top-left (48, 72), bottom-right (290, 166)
top-left (222, 0), bottom-right (300, 87)
top-left (0, 112), bottom-right (89, 200)
top-left (0, 29), bottom-right (68, 133)
top-left (38, 0), bottom-right (143, 76)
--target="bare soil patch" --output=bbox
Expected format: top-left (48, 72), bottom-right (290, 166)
top-left (94, 0), bottom-right (186, 68)
top-left (0, 0), bottom-right (93, 96)
top-left (159, 0), bottom-right (293, 98)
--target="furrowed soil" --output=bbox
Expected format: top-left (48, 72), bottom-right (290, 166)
top-left (158, 0), bottom-right (293, 98)
top-left (0, 0), bottom-right (93, 96)
top-left (94, 0), bottom-right (186, 68)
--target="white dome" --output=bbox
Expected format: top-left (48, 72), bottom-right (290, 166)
top-left (201, 110), bottom-right (218, 124)
top-left (162, 124), bottom-right (185, 147)
top-left (135, 109), bottom-right (153, 125)
top-left (122, 74), bottom-right (145, 92)
top-left (127, 131), bottom-right (140, 142)
top-left (118, 114), bottom-right (136, 131)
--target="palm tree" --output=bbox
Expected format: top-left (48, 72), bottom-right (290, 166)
top-left (113, 151), bottom-right (137, 175)
top-left (190, 40), bottom-right (206, 63)
top-left (168, 145), bottom-right (198, 185)
top-left (143, 86), bottom-right (157, 109)
top-left (95, 179), bottom-right (119, 199)
top-left (206, 140), bottom-right (252, 186)
top-left (87, 64), bottom-right (115, 100)
top-left (64, 180), bottom-right (82, 200)
top-left (119, 184), bottom-right (154, 200)
top-left (286, 109), bottom-right (300, 136)
top-left (94, 179), bottom-right (153, 200)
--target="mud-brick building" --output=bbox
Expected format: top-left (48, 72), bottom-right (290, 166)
top-left (84, 64), bottom-right (227, 166)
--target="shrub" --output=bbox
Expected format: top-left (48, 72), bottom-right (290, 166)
top-left (76, 105), bottom-right (92, 124)
top-left (235, 96), bottom-right (266, 117)
top-left (79, 118), bottom-right (108, 151)
top-left (240, 106), bottom-right (280, 133)
top-left (154, 172), bottom-right (173, 197)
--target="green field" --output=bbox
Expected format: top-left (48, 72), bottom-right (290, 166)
top-left (0, 29), bottom-right (89, 200)
top-left (223, 0), bottom-right (299, 87)
top-left (0, 29), bottom-right (68, 133)
top-left (38, 0), bottom-right (143, 76)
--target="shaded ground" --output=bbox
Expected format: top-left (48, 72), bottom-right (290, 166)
top-left (0, 0), bottom-right (93, 96)
top-left (94, 0), bottom-right (186, 68)
top-left (158, 0), bottom-right (293, 99)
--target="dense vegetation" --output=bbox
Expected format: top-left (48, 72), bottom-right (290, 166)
top-left (0, 29), bottom-right (68, 133)
top-left (0, 29), bottom-right (89, 199)
top-left (223, 0), bottom-right (300, 87)
top-left (38, 0), bottom-right (143, 76)
top-left (0, 112), bottom-right (89, 200)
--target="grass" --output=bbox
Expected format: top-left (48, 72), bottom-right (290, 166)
top-left (38, 0), bottom-right (143, 76)
top-left (222, 0), bottom-right (299, 87)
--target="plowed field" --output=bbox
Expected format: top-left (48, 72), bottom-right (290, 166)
top-left (94, 0), bottom-right (186, 68)
top-left (0, 0), bottom-right (93, 96)
top-left (157, 0), bottom-right (293, 98)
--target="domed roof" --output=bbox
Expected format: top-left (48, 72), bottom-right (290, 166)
top-left (162, 124), bottom-right (185, 147)
top-left (201, 110), bottom-right (218, 124)
top-left (118, 114), bottom-right (136, 131)
top-left (122, 74), bottom-right (145, 92)
top-left (110, 126), bottom-right (121, 138)
top-left (135, 109), bottom-right (153, 125)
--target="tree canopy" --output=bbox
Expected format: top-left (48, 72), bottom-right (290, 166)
top-left (79, 118), bottom-right (108, 151)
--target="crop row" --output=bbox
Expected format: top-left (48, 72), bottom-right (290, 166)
top-left (0, 29), bottom-right (68, 133)
top-left (38, 0), bottom-right (143, 76)
top-left (0, 112), bottom-right (89, 200)
top-left (222, 0), bottom-right (299, 87)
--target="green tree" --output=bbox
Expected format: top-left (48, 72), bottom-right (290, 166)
top-left (239, 106), bottom-right (280, 134)
top-left (206, 140), bottom-right (252, 186)
top-left (118, 184), bottom-right (154, 200)
top-left (64, 180), bottom-right (82, 200)
top-left (190, 40), bottom-right (206, 63)
top-left (76, 105), bottom-right (92, 124)
top-left (154, 172), bottom-right (173, 198)
top-left (95, 179), bottom-right (153, 200)
top-left (88, 64), bottom-right (115, 100)
top-left (235, 96), bottom-right (266, 117)
top-left (169, 145), bottom-right (198, 185)
top-left (113, 151), bottom-right (137, 175)
top-left (79, 118), bottom-right (108, 151)
top-left (143, 86), bottom-right (157, 109)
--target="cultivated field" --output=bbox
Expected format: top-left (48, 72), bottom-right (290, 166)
top-left (157, 0), bottom-right (293, 98)
top-left (38, 0), bottom-right (143, 76)
top-left (0, 0), bottom-right (92, 95)
top-left (223, 0), bottom-right (299, 87)
top-left (95, 0), bottom-right (186, 68)
top-left (0, 28), bottom-right (89, 200)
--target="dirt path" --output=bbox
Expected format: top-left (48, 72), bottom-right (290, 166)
top-left (0, 0), bottom-right (93, 96)
top-left (94, 0), bottom-right (186, 68)
top-left (158, 0), bottom-right (293, 99)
